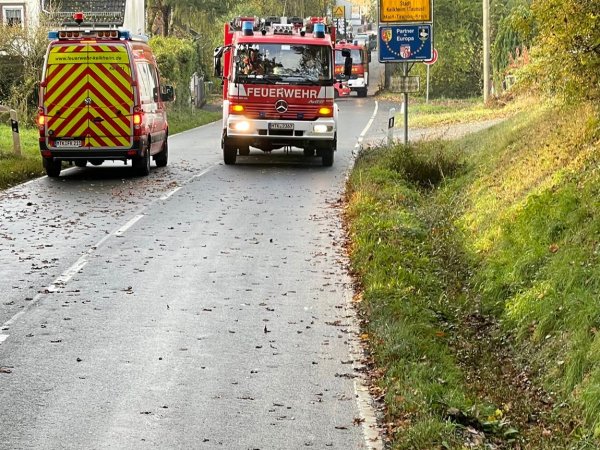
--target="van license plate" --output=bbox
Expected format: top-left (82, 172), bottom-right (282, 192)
top-left (269, 123), bottom-right (294, 130)
top-left (55, 140), bottom-right (82, 148)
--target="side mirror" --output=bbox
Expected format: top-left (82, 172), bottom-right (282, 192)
top-left (344, 59), bottom-right (352, 78)
top-left (214, 46), bottom-right (224, 77)
top-left (160, 85), bottom-right (175, 102)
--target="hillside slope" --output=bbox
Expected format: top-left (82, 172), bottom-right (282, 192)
top-left (345, 99), bottom-right (600, 448)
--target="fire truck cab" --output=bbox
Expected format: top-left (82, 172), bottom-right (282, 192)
top-left (37, 11), bottom-right (174, 178)
top-left (214, 16), bottom-right (349, 166)
top-left (335, 40), bottom-right (369, 98)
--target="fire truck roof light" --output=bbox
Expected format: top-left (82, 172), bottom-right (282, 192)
top-left (313, 23), bottom-right (325, 38)
top-left (48, 31), bottom-right (59, 39)
top-left (242, 21), bottom-right (254, 36)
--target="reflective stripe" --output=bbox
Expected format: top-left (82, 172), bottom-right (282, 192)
top-left (43, 43), bottom-right (134, 149)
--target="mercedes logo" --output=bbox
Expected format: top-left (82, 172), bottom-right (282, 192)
top-left (275, 99), bottom-right (288, 113)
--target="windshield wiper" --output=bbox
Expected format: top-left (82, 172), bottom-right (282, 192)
top-left (235, 75), bottom-right (277, 84)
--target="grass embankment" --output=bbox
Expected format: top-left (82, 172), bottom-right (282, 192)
top-left (0, 105), bottom-right (221, 190)
top-left (377, 94), bottom-right (528, 129)
top-left (345, 98), bottom-right (600, 448)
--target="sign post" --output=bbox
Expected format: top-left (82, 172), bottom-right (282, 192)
top-left (423, 48), bottom-right (438, 103)
top-left (377, 0), bottom-right (433, 145)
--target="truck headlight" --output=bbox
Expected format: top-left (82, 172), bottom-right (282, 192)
top-left (313, 124), bottom-right (329, 133)
top-left (233, 121), bottom-right (251, 132)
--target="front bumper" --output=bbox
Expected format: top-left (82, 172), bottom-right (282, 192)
top-left (348, 77), bottom-right (366, 89)
top-left (226, 117), bottom-right (336, 141)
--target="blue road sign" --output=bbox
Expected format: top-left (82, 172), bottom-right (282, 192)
top-left (378, 24), bottom-right (433, 62)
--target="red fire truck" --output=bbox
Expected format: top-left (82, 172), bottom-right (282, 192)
top-left (334, 40), bottom-right (369, 97)
top-left (214, 16), bottom-right (350, 166)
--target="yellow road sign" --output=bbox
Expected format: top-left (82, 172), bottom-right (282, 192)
top-left (332, 5), bottom-right (345, 19)
top-left (379, 0), bottom-right (432, 23)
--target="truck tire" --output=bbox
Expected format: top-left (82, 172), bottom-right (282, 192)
top-left (133, 145), bottom-right (151, 176)
top-left (358, 88), bottom-right (367, 98)
top-left (321, 147), bottom-right (334, 166)
top-left (321, 136), bottom-right (336, 167)
top-left (155, 139), bottom-right (169, 167)
top-left (223, 136), bottom-right (237, 165)
top-left (43, 157), bottom-right (61, 178)
top-left (74, 160), bottom-right (87, 168)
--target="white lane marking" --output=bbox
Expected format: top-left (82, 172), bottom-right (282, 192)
top-left (20, 167), bottom-right (79, 187)
top-left (114, 214), bottom-right (144, 236)
top-left (344, 101), bottom-right (384, 448)
top-left (0, 164), bottom-right (219, 345)
top-left (344, 289), bottom-right (384, 450)
top-left (192, 166), bottom-right (217, 180)
top-left (355, 100), bottom-right (379, 152)
top-left (160, 186), bottom-right (182, 200)
top-left (47, 257), bottom-right (88, 292)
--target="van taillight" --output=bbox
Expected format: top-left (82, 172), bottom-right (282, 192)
top-left (37, 108), bottom-right (46, 127)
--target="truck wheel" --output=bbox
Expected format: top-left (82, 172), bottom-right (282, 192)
top-left (358, 88), bottom-right (368, 98)
top-left (304, 147), bottom-right (315, 157)
top-left (321, 148), bottom-right (334, 166)
top-left (43, 157), bottom-right (61, 178)
top-left (133, 145), bottom-right (151, 176)
top-left (223, 137), bottom-right (237, 165)
top-left (155, 139), bottom-right (168, 167)
top-left (74, 160), bottom-right (87, 168)
top-left (321, 135), bottom-right (336, 167)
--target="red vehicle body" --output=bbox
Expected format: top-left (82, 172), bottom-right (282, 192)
top-left (37, 13), bottom-right (174, 177)
top-left (214, 16), bottom-right (348, 166)
top-left (334, 40), bottom-right (369, 97)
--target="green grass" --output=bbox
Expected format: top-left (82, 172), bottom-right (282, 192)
top-left (345, 98), bottom-right (600, 448)
top-left (167, 104), bottom-right (221, 135)
top-left (379, 95), bottom-right (532, 129)
top-left (0, 105), bottom-right (221, 190)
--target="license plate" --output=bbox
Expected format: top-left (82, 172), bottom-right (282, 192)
top-left (269, 123), bottom-right (294, 131)
top-left (55, 140), bottom-right (82, 148)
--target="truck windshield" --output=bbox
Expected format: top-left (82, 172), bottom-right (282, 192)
top-left (235, 43), bottom-right (332, 84)
top-left (335, 48), bottom-right (363, 65)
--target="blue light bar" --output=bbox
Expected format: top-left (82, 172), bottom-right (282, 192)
top-left (313, 23), bottom-right (325, 38)
top-left (242, 21), bottom-right (254, 36)
top-left (48, 31), bottom-right (59, 39)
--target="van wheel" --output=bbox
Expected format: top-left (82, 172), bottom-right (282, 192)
top-left (155, 139), bottom-right (168, 167)
top-left (223, 136), bottom-right (237, 165)
top-left (43, 157), bottom-right (61, 177)
top-left (132, 145), bottom-right (151, 176)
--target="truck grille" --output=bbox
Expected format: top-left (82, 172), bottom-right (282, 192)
top-left (242, 104), bottom-right (323, 121)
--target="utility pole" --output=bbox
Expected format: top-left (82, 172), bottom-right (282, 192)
top-left (483, 0), bottom-right (490, 103)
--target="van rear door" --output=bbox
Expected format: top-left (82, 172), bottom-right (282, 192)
top-left (42, 42), bottom-right (135, 150)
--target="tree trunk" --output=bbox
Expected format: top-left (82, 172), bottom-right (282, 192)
top-left (161, 6), bottom-right (171, 36)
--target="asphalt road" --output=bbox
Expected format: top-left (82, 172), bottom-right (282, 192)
top-left (0, 73), bottom-right (384, 448)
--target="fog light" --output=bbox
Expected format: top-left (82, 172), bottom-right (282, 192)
top-left (234, 121), bottom-right (251, 132)
top-left (313, 124), bottom-right (328, 133)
